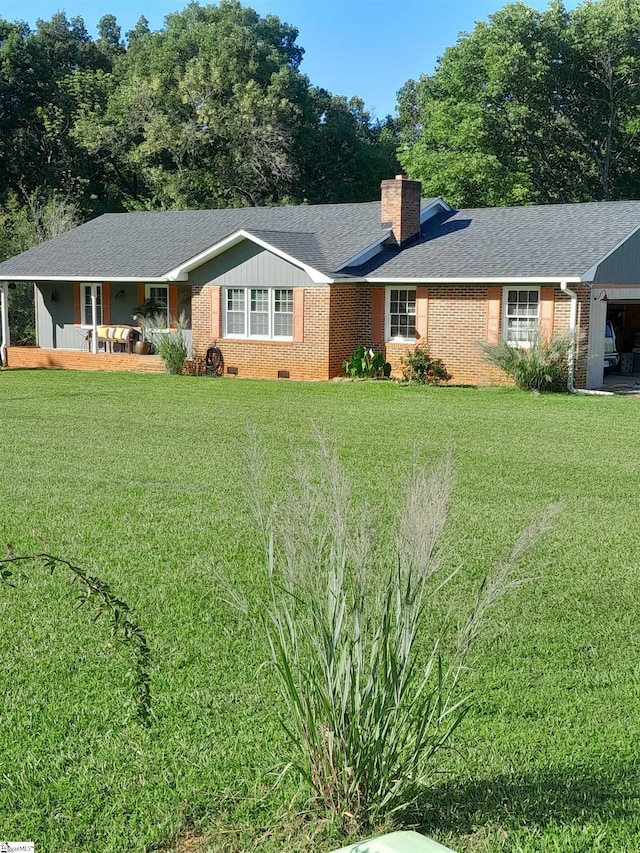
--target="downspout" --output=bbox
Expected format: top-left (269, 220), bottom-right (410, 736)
top-left (560, 280), bottom-right (612, 396)
top-left (0, 282), bottom-right (9, 367)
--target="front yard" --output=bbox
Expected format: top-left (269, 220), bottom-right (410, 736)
top-left (0, 371), bottom-right (638, 852)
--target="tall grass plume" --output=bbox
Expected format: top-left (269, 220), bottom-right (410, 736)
top-left (227, 437), bottom-right (559, 827)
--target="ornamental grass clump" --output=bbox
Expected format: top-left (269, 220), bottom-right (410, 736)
top-left (225, 437), bottom-right (558, 828)
top-left (484, 333), bottom-right (571, 392)
top-left (144, 311), bottom-right (189, 374)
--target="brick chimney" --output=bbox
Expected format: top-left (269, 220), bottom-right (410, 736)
top-left (381, 174), bottom-right (422, 246)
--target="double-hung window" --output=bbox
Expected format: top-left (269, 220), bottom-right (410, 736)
top-left (82, 284), bottom-right (102, 327)
top-left (146, 285), bottom-right (169, 329)
top-left (273, 289), bottom-right (293, 337)
top-left (503, 287), bottom-right (540, 346)
top-left (386, 287), bottom-right (416, 342)
top-left (223, 287), bottom-right (293, 340)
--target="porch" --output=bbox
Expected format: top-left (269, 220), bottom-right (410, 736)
top-left (0, 280), bottom-right (193, 368)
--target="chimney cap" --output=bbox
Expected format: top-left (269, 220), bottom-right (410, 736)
top-left (395, 174), bottom-right (408, 180)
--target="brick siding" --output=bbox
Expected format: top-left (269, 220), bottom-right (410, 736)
top-left (4, 347), bottom-right (165, 373)
top-left (574, 284), bottom-right (591, 388)
top-left (192, 284), bottom-right (331, 380)
top-left (7, 283), bottom-right (589, 387)
top-left (382, 284), bottom-right (580, 387)
top-left (328, 285), bottom-right (370, 376)
top-left (189, 282), bottom-right (587, 386)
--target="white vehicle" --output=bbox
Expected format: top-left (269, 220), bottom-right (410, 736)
top-left (604, 320), bottom-right (619, 372)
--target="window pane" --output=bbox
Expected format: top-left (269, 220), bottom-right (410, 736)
top-left (274, 289), bottom-right (293, 314)
top-left (250, 312), bottom-right (269, 335)
top-left (274, 289), bottom-right (293, 337)
top-left (389, 289), bottom-right (416, 339)
top-left (273, 313), bottom-right (292, 336)
top-left (149, 286), bottom-right (168, 326)
top-left (249, 288), bottom-right (269, 336)
top-left (227, 289), bottom-right (244, 312)
top-left (505, 288), bottom-right (539, 345)
top-left (250, 289), bottom-right (268, 312)
top-left (226, 288), bottom-right (245, 334)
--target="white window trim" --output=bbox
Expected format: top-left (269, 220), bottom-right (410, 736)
top-left (222, 286), bottom-right (294, 341)
top-left (385, 286), bottom-right (417, 343)
top-left (81, 283), bottom-right (102, 329)
top-left (145, 284), bottom-right (170, 330)
top-left (502, 285), bottom-right (540, 348)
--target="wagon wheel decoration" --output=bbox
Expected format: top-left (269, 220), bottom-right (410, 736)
top-left (205, 346), bottom-right (223, 377)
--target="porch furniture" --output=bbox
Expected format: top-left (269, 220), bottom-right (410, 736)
top-left (86, 325), bottom-right (140, 354)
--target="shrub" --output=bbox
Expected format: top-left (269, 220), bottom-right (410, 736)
top-left (222, 438), bottom-right (557, 828)
top-left (484, 333), bottom-right (571, 392)
top-left (144, 312), bottom-right (189, 374)
top-left (343, 346), bottom-right (391, 379)
top-left (401, 346), bottom-right (452, 384)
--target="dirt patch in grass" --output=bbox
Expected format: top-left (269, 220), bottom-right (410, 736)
top-left (166, 833), bottom-right (208, 853)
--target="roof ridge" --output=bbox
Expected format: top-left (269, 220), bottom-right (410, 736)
top-left (452, 199), bottom-right (640, 215)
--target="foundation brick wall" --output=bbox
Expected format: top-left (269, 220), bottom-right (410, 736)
top-left (5, 347), bottom-right (165, 373)
top-left (192, 284), bottom-right (331, 380)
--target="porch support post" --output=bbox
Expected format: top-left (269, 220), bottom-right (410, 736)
top-left (91, 288), bottom-right (98, 354)
top-left (0, 282), bottom-right (10, 366)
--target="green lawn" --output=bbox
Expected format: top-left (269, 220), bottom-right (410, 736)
top-left (0, 371), bottom-right (639, 853)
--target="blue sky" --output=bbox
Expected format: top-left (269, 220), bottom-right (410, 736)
top-left (2, 0), bottom-right (578, 118)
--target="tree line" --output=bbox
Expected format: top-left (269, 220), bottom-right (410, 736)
top-left (0, 0), bottom-right (399, 223)
top-left (397, 0), bottom-right (640, 207)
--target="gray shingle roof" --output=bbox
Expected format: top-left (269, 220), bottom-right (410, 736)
top-left (349, 201), bottom-right (640, 279)
top-left (1, 197), bottom-right (639, 282)
top-left (238, 229), bottom-right (329, 274)
top-left (0, 201), bottom-right (427, 280)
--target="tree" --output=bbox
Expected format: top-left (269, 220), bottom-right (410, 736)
top-left (125, 16), bottom-right (150, 48)
top-left (0, 193), bottom-right (78, 344)
top-left (297, 91), bottom-right (399, 204)
top-left (72, 1), bottom-right (398, 209)
top-left (0, 2), bottom-right (399, 216)
top-left (73, 1), bottom-right (309, 209)
top-left (97, 14), bottom-right (125, 62)
top-left (0, 13), bottom-right (111, 204)
top-left (397, 0), bottom-right (640, 207)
